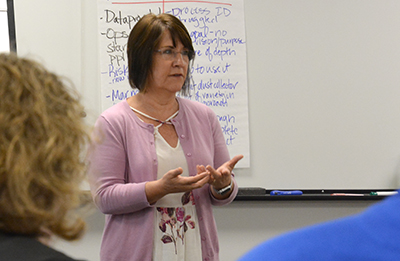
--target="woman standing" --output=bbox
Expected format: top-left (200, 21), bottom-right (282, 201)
top-left (88, 13), bottom-right (243, 261)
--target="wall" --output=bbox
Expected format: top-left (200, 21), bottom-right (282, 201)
top-left (13, 0), bottom-right (387, 260)
top-left (50, 201), bottom-right (374, 261)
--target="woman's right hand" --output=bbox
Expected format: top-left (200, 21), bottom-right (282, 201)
top-left (145, 167), bottom-right (210, 205)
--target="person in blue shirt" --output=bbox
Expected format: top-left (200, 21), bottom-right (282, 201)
top-left (239, 191), bottom-right (400, 261)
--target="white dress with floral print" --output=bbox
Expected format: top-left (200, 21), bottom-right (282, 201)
top-left (152, 127), bottom-right (202, 261)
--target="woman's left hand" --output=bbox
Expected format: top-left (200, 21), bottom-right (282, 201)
top-left (197, 155), bottom-right (243, 195)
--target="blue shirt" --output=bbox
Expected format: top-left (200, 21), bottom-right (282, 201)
top-left (239, 191), bottom-right (400, 261)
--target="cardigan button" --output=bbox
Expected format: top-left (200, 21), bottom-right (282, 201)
top-left (180, 134), bottom-right (185, 139)
top-left (186, 153), bottom-right (192, 157)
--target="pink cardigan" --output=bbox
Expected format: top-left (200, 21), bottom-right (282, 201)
top-left (88, 97), bottom-right (238, 261)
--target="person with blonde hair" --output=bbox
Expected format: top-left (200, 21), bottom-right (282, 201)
top-left (0, 53), bottom-right (89, 260)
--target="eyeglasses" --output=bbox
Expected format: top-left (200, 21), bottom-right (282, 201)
top-left (155, 48), bottom-right (194, 62)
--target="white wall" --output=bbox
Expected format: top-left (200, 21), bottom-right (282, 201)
top-left (0, 0), bottom-right (10, 52)
top-left (216, 201), bottom-right (375, 260)
top-left (14, 0), bottom-right (101, 126)
top-left (12, 0), bottom-right (380, 260)
top-left (46, 201), bottom-right (374, 261)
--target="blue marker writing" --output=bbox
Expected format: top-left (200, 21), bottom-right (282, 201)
top-left (270, 190), bottom-right (303, 196)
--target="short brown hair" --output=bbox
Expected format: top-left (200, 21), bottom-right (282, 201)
top-left (127, 13), bottom-right (195, 96)
top-left (0, 53), bottom-right (89, 241)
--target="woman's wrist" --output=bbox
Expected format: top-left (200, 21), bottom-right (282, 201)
top-left (145, 180), bottom-right (167, 205)
top-left (212, 179), bottom-right (233, 196)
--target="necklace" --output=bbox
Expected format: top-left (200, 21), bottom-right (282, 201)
top-left (130, 106), bottom-right (178, 126)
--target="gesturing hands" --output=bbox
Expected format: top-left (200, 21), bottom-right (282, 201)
top-left (160, 167), bottom-right (210, 194)
top-left (145, 155), bottom-right (243, 204)
top-left (145, 166), bottom-right (210, 205)
top-left (197, 154), bottom-right (244, 198)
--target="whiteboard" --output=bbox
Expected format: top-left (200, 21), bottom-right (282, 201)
top-left (235, 0), bottom-right (400, 189)
top-left (14, 0), bottom-right (400, 190)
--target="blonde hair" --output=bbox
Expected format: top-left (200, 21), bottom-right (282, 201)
top-left (0, 53), bottom-right (88, 241)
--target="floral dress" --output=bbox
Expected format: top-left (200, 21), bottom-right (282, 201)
top-left (152, 126), bottom-right (202, 261)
